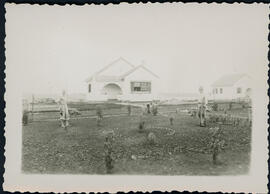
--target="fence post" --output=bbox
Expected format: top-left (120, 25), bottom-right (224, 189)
top-left (31, 94), bottom-right (34, 122)
top-left (248, 99), bottom-right (252, 123)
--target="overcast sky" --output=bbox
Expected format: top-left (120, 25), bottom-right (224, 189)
top-left (5, 3), bottom-right (268, 95)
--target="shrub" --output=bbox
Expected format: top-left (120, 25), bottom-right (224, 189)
top-left (127, 105), bottom-right (131, 116)
top-left (104, 136), bottom-right (114, 174)
top-left (139, 121), bottom-right (145, 132)
top-left (152, 105), bottom-right (158, 116)
top-left (22, 111), bottom-right (29, 125)
top-left (96, 116), bottom-right (102, 127)
top-left (209, 127), bottom-right (225, 165)
top-left (96, 106), bottom-right (103, 118)
top-left (229, 102), bottom-right (233, 110)
top-left (169, 117), bottom-right (174, 125)
top-left (212, 103), bottom-right (218, 111)
top-left (148, 132), bottom-right (157, 144)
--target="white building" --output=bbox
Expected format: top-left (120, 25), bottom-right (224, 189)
top-left (211, 74), bottom-right (252, 101)
top-left (85, 57), bottom-right (160, 102)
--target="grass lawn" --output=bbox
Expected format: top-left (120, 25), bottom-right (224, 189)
top-left (68, 102), bottom-right (126, 111)
top-left (22, 109), bottom-right (251, 175)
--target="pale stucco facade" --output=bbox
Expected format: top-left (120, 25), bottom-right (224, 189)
top-left (85, 58), bottom-right (159, 102)
top-left (211, 74), bottom-right (252, 101)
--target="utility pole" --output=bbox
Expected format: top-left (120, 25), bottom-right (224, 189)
top-left (31, 94), bottom-right (34, 122)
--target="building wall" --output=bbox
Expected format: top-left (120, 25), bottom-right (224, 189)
top-left (85, 67), bottom-right (159, 102)
top-left (85, 79), bottom-right (125, 101)
top-left (212, 86), bottom-right (236, 100)
top-left (122, 67), bottom-right (159, 101)
top-left (212, 76), bottom-right (252, 100)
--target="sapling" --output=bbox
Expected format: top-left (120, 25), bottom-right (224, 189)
top-left (22, 110), bottom-right (29, 125)
top-left (139, 120), bottom-right (145, 133)
top-left (59, 97), bottom-right (70, 130)
top-left (235, 118), bottom-right (240, 126)
top-left (152, 104), bottom-right (158, 116)
top-left (208, 115), bottom-right (212, 123)
top-left (96, 106), bottom-right (103, 118)
top-left (146, 104), bottom-right (151, 114)
top-left (169, 116), bottom-right (174, 126)
top-left (97, 116), bottom-right (102, 127)
top-left (210, 128), bottom-right (225, 165)
top-left (148, 132), bottom-right (157, 144)
top-left (212, 102), bottom-right (218, 111)
top-left (127, 104), bottom-right (131, 116)
top-left (229, 102), bottom-right (233, 110)
top-left (233, 117), bottom-right (237, 126)
top-left (198, 105), bottom-right (206, 127)
top-left (246, 118), bottom-right (251, 128)
top-left (104, 136), bottom-right (114, 174)
top-left (96, 106), bottom-right (103, 127)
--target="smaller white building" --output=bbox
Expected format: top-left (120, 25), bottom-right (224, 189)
top-left (211, 74), bottom-right (252, 101)
top-left (85, 57), bottom-right (160, 102)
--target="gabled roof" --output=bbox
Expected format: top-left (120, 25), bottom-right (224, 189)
top-left (86, 58), bottom-right (159, 83)
top-left (85, 57), bottom-right (135, 82)
top-left (95, 75), bottom-right (123, 82)
top-left (211, 74), bottom-right (248, 87)
top-left (120, 65), bottom-right (159, 79)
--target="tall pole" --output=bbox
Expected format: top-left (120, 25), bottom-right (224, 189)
top-left (31, 94), bottom-right (34, 122)
top-left (246, 89), bottom-right (252, 123)
top-left (248, 95), bottom-right (252, 123)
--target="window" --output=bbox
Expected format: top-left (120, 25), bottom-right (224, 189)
top-left (131, 82), bottom-right (151, 93)
top-left (215, 88), bottom-right (218, 94)
top-left (237, 87), bottom-right (242, 94)
top-left (88, 84), bottom-right (91, 93)
top-left (220, 88), bottom-right (223, 94)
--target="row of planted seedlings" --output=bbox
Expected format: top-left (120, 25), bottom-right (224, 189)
top-left (102, 104), bottom-right (161, 174)
top-left (101, 104), bottom-right (234, 174)
top-left (208, 113), bottom-right (252, 128)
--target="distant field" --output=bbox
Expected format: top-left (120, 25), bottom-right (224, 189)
top-left (68, 102), bottom-right (126, 111)
top-left (31, 102), bottom-right (126, 112)
top-left (29, 101), bottom-right (250, 122)
top-left (214, 108), bottom-right (250, 118)
top-left (22, 104), bottom-right (251, 175)
top-left (31, 103), bottom-right (141, 121)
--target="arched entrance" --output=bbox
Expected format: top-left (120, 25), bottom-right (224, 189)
top-left (101, 83), bottom-right (122, 100)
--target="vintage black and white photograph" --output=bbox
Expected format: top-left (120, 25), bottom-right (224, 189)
top-left (4, 3), bottom-right (269, 193)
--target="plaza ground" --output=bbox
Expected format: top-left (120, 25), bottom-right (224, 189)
top-left (22, 103), bottom-right (251, 175)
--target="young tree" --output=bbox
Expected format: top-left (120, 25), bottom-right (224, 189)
top-left (22, 99), bottom-right (29, 125)
top-left (146, 104), bottom-right (151, 114)
top-left (22, 110), bottom-right (29, 125)
top-left (212, 102), bottom-right (218, 111)
top-left (210, 127), bottom-right (225, 165)
top-left (59, 97), bottom-right (70, 130)
top-left (139, 121), bottom-right (145, 133)
top-left (148, 132), bottom-right (157, 144)
top-left (127, 104), bottom-right (131, 116)
top-left (152, 104), bottom-right (158, 116)
top-left (198, 105), bottom-right (206, 127)
top-left (198, 86), bottom-right (207, 127)
top-left (229, 101), bottom-right (233, 110)
top-left (96, 105), bottom-right (103, 127)
top-left (104, 136), bottom-right (114, 174)
top-left (169, 116), bottom-right (174, 126)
